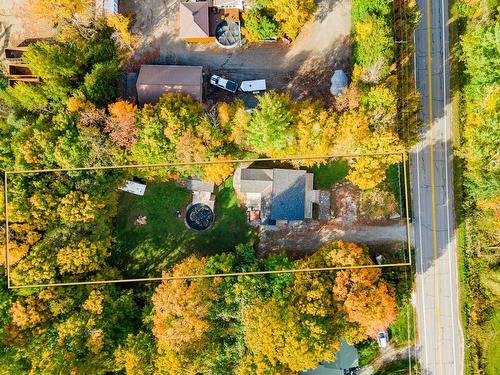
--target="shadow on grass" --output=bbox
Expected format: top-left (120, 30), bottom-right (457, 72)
top-left (110, 179), bottom-right (257, 278)
top-left (309, 158), bottom-right (349, 189)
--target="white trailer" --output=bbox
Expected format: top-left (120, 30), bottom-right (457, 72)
top-left (239, 79), bottom-right (266, 93)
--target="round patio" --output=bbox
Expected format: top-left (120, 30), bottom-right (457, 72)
top-left (215, 21), bottom-right (240, 48)
top-left (185, 203), bottom-right (215, 231)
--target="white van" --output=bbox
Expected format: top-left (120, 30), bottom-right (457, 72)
top-left (240, 79), bottom-right (266, 93)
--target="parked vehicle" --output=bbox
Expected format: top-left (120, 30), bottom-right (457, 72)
top-left (377, 331), bottom-right (389, 348)
top-left (210, 75), bottom-right (238, 93)
top-left (239, 79), bottom-right (266, 93)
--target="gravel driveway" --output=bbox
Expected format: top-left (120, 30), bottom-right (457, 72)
top-left (121, 0), bottom-right (352, 103)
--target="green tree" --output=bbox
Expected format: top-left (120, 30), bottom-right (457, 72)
top-left (246, 92), bottom-right (295, 154)
top-left (460, 21), bottom-right (500, 88)
top-left (269, 0), bottom-right (318, 40)
top-left (242, 8), bottom-right (278, 41)
top-left (353, 14), bottom-right (394, 83)
top-left (0, 82), bottom-right (49, 112)
top-left (83, 61), bottom-right (120, 107)
top-left (131, 93), bottom-right (208, 179)
top-left (114, 332), bottom-right (156, 375)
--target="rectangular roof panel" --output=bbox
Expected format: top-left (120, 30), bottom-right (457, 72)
top-left (270, 169), bottom-right (306, 221)
top-left (136, 65), bottom-right (203, 105)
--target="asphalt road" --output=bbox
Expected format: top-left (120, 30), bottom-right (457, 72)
top-left (411, 0), bottom-right (464, 374)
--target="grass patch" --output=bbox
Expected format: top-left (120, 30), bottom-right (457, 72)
top-left (484, 310), bottom-right (500, 375)
top-left (385, 163), bottom-right (408, 217)
top-left (110, 178), bottom-right (257, 277)
top-left (374, 359), bottom-right (416, 374)
top-left (357, 339), bottom-right (380, 367)
top-left (309, 158), bottom-right (349, 189)
top-left (389, 298), bottom-right (415, 348)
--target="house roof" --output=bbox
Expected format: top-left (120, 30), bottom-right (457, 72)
top-left (179, 1), bottom-right (210, 39)
top-left (270, 169), bottom-right (306, 221)
top-left (240, 169), bottom-right (273, 193)
top-left (300, 339), bottom-right (359, 374)
top-left (136, 65), bottom-right (203, 105)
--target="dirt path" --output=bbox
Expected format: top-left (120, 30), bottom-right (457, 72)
top-left (258, 222), bottom-right (407, 257)
top-left (359, 344), bottom-right (416, 375)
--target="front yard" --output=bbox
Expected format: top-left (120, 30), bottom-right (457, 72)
top-left (111, 178), bottom-right (257, 277)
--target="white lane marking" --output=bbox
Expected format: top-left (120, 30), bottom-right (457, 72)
top-left (413, 29), bottom-right (431, 371)
top-left (413, 29), bottom-right (430, 371)
top-left (415, 142), bottom-right (430, 370)
top-left (440, 0), bottom-right (459, 371)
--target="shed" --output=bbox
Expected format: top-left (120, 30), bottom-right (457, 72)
top-left (179, 2), bottom-right (214, 42)
top-left (330, 70), bottom-right (348, 96)
top-left (136, 65), bottom-right (203, 105)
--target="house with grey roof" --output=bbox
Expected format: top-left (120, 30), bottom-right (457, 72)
top-left (233, 167), bottom-right (323, 224)
top-left (300, 338), bottom-right (360, 375)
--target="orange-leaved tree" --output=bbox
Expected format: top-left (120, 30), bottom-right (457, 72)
top-left (105, 100), bottom-right (139, 150)
top-left (295, 241), bottom-right (397, 340)
top-left (151, 255), bottom-right (215, 352)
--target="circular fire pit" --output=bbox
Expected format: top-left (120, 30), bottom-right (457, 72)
top-left (185, 203), bottom-right (215, 231)
top-left (215, 21), bottom-right (240, 48)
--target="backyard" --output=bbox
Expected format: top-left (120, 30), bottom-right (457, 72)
top-left (111, 178), bottom-right (257, 277)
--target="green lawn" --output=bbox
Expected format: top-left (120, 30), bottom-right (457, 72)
top-left (110, 178), bottom-right (257, 277)
top-left (484, 310), bottom-right (500, 375)
top-left (374, 359), bottom-right (417, 374)
top-left (384, 163), bottom-right (406, 216)
top-left (389, 298), bottom-right (416, 348)
top-left (309, 158), bottom-right (349, 189)
top-left (357, 339), bottom-right (380, 367)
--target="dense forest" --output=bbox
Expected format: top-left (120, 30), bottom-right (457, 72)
top-left (452, 0), bottom-right (499, 373)
top-left (0, 0), bottom-right (419, 373)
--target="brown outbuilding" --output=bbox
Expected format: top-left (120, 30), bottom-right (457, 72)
top-left (136, 65), bottom-right (203, 105)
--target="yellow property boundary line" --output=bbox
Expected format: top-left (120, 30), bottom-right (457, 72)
top-left (4, 151), bottom-right (404, 174)
top-left (2, 152), bottom-right (412, 289)
top-left (7, 263), bottom-right (412, 289)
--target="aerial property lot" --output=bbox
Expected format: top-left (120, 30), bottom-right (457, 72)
top-left (0, 0), bottom-right (421, 373)
top-left (3, 154), bottom-right (409, 286)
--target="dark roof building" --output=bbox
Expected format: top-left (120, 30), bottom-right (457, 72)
top-left (239, 169), bottom-right (273, 193)
top-left (136, 65), bottom-right (203, 105)
top-left (300, 338), bottom-right (359, 375)
top-left (270, 169), bottom-right (306, 221)
top-left (238, 168), bottom-right (312, 222)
